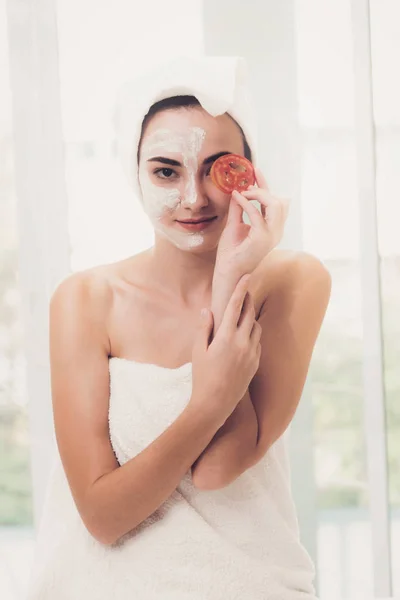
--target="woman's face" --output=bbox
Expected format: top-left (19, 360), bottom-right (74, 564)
top-left (137, 106), bottom-right (246, 251)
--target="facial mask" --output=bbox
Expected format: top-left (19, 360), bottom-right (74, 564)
top-left (138, 126), bottom-right (210, 250)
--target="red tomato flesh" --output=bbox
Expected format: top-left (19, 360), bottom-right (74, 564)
top-left (210, 153), bottom-right (256, 193)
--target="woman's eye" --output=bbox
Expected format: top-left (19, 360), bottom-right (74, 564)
top-left (154, 168), bottom-right (176, 180)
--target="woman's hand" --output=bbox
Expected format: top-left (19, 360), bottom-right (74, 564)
top-left (215, 167), bottom-right (290, 277)
top-left (190, 274), bottom-right (262, 428)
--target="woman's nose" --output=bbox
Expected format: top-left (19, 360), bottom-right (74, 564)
top-left (180, 177), bottom-right (209, 209)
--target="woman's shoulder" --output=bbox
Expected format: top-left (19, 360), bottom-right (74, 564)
top-left (256, 248), bottom-right (329, 300)
top-left (48, 260), bottom-right (128, 332)
top-left (51, 264), bottom-right (112, 305)
top-left (51, 252), bottom-right (148, 302)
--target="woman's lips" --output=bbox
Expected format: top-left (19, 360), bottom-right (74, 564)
top-left (176, 217), bottom-right (218, 231)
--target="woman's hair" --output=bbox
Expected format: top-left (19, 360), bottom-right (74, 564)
top-left (137, 95), bottom-right (252, 165)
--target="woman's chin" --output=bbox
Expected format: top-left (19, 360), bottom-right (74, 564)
top-left (155, 225), bottom-right (220, 252)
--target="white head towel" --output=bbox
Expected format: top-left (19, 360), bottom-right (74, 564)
top-left (112, 55), bottom-right (259, 203)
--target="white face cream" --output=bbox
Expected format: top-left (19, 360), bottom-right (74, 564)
top-left (138, 126), bottom-right (210, 250)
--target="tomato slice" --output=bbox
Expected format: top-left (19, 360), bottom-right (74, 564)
top-left (210, 153), bottom-right (256, 193)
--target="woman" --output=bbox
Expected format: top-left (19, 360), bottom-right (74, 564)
top-left (27, 56), bottom-right (331, 599)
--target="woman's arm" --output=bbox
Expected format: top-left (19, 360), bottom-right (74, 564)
top-left (246, 252), bottom-right (332, 466)
top-left (191, 252), bottom-right (332, 490)
top-left (50, 273), bottom-right (229, 545)
top-left (191, 267), bottom-right (259, 490)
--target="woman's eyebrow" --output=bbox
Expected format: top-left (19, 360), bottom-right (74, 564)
top-left (147, 156), bottom-right (181, 166)
top-left (203, 151), bottom-right (231, 165)
top-left (147, 151), bottom-right (232, 167)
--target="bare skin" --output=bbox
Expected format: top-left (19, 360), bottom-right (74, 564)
top-left (102, 247), bottom-right (275, 367)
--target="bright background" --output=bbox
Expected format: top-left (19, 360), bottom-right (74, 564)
top-left (0, 1), bottom-right (399, 599)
